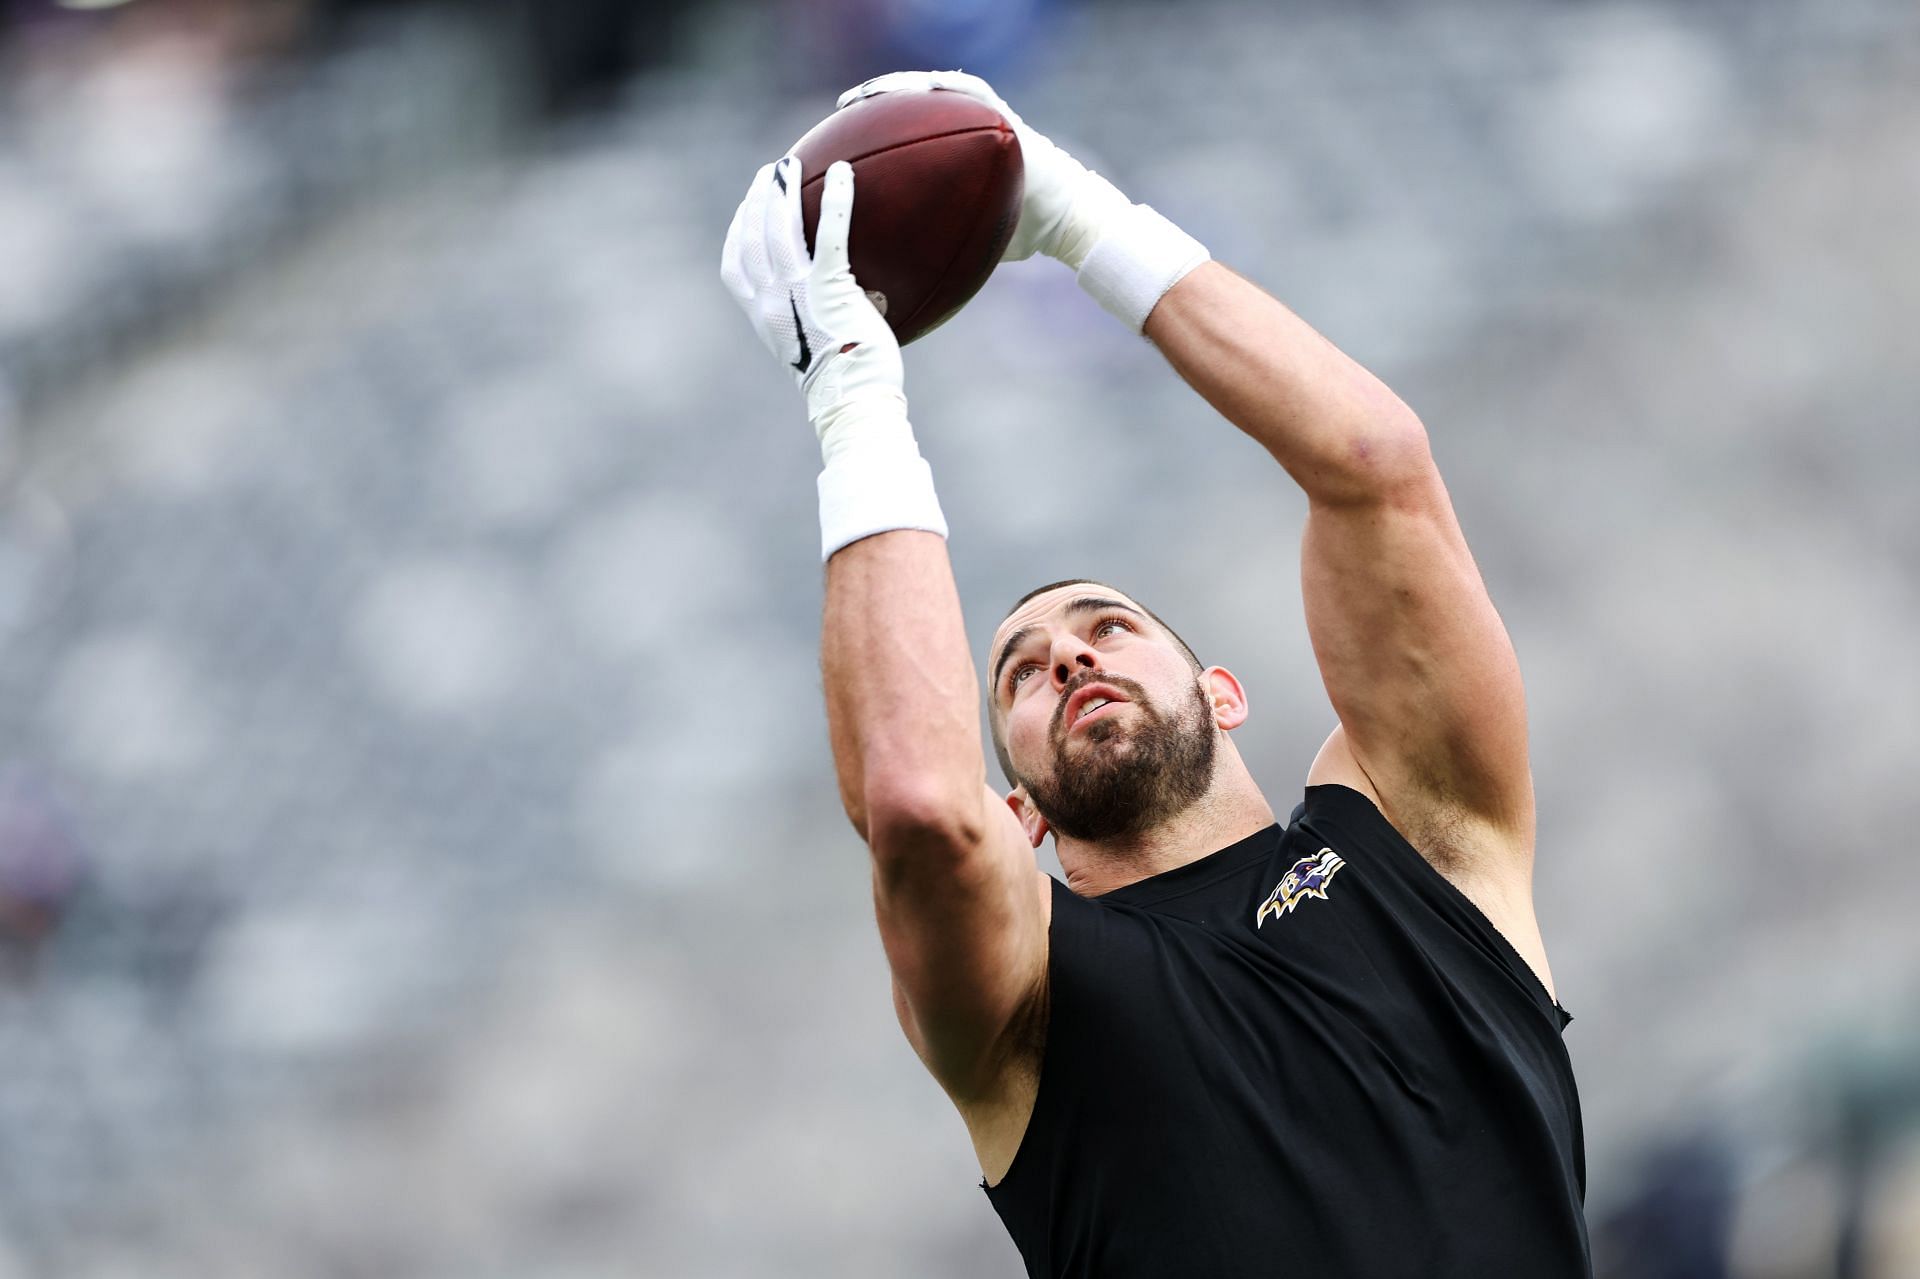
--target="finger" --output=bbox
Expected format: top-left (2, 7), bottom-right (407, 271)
top-left (928, 69), bottom-right (990, 97)
top-left (719, 201), bottom-right (751, 299)
top-left (763, 154), bottom-right (808, 280)
top-left (837, 70), bottom-right (937, 109)
top-left (812, 161), bottom-right (856, 277)
top-left (930, 69), bottom-right (1018, 125)
top-left (720, 161), bottom-right (777, 300)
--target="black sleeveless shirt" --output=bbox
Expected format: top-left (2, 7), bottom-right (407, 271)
top-left (984, 784), bottom-right (1590, 1277)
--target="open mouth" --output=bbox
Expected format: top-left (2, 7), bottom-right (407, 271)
top-left (1065, 684), bottom-right (1131, 732)
top-left (1071, 698), bottom-right (1123, 729)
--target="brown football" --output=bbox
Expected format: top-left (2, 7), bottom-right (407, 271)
top-left (793, 89), bottom-right (1023, 346)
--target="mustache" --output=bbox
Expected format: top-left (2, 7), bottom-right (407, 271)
top-left (1050, 671), bottom-right (1150, 737)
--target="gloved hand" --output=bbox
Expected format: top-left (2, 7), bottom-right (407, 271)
top-left (720, 153), bottom-right (947, 559)
top-left (837, 69), bottom-right (1125, 269)
top-left (835, 70), bottom-right (1210, 331)
top-left (720, 155), bottom-right (906, 462)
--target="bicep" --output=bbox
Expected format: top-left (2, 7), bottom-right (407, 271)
top-left (872, 783), bottom-right (1049, 1101)
top-left (1300, 463), bottom-right (1533, 849)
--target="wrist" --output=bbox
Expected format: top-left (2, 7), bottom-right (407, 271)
top-left (1075, 202), bottom-right (1211, 333)
top-left (1044, 169), bottom-right (1134, 271)
top-left (813, 386), bottom-right (912, 469)
top-left (812, 393), bottom-right (948, 561)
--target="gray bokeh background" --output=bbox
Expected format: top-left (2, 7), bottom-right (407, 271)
top-left (0, 0), bottom-right (1916, 1274)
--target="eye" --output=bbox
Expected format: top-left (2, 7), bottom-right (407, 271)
top-left (1009, 663), bottom-right (1039, 689)
top-left (1093, 616), bottom-right (1134, 639)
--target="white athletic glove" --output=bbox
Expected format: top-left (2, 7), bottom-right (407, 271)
top-left (837, 69), bottom-right (1210, 332)
top-left (720, 154), bottom-right (948, 560)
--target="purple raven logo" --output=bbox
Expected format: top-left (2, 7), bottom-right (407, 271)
top-left (1255, 847), bottom-right (1346, 928)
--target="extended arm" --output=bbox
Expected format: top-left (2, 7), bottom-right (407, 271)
top-left (1145, 263), bottom-right (1533, 863)
top-left (822, 531), bottom-right (1048, 1106)
top-left (721, 151), bottom-right (1046, 1116)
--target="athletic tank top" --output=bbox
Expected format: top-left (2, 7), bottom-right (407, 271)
top-left (984, 784), bottom-right (1590, 1277)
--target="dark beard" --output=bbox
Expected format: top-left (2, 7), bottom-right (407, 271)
top-left (1021, 673), bottom-right (1217, 843)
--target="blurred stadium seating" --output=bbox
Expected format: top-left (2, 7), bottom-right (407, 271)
top-left (0, 0), bottom-right (1916, 1275)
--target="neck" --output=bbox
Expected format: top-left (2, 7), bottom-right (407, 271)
top-left (1057, 751), bottom-right (1276, 897)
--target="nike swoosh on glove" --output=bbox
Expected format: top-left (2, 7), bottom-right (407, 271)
top-left (719, 154), bottom-right (905, 445)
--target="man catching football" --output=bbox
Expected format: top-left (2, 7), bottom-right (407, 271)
top-left (722, 70), bottom-right (1590, 1278)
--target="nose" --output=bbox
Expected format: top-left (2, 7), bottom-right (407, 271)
top-left (1049, 635), bottom-right (1100, 692)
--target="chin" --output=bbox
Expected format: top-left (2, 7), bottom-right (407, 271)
top-left (1066, 717), bottom-right (1130, 749)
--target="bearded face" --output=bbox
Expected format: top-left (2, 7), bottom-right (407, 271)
top-left (1018, 669), bottom-right (1218, 842)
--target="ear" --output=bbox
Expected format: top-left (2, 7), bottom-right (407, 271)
top-left (1005, 785), bottom-right (1050, 849)
top-left (1204, 666), bottom-right (1250, 731)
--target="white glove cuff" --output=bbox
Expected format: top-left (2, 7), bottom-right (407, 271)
top-left (817, 449), bottom-right (949, 561)
top-left (812, 393), bottom-right (945, 561)
top-left (1075, 203), bottom-right (1211, 333)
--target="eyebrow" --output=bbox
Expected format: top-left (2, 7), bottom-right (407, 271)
top-left (992, 597), bottom-right (1147, 695)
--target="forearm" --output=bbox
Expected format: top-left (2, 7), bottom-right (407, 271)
top-left (821, 530), bottom-right (986, 843)
top-left (1144, 262), bottom-right (1429, 504)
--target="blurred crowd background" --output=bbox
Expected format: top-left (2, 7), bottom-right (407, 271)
top-left (0, 0), bottom-right (1916, 1275)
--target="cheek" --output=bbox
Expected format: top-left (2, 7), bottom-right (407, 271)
top-left (1008, 699), bottom-right (1054, 759)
